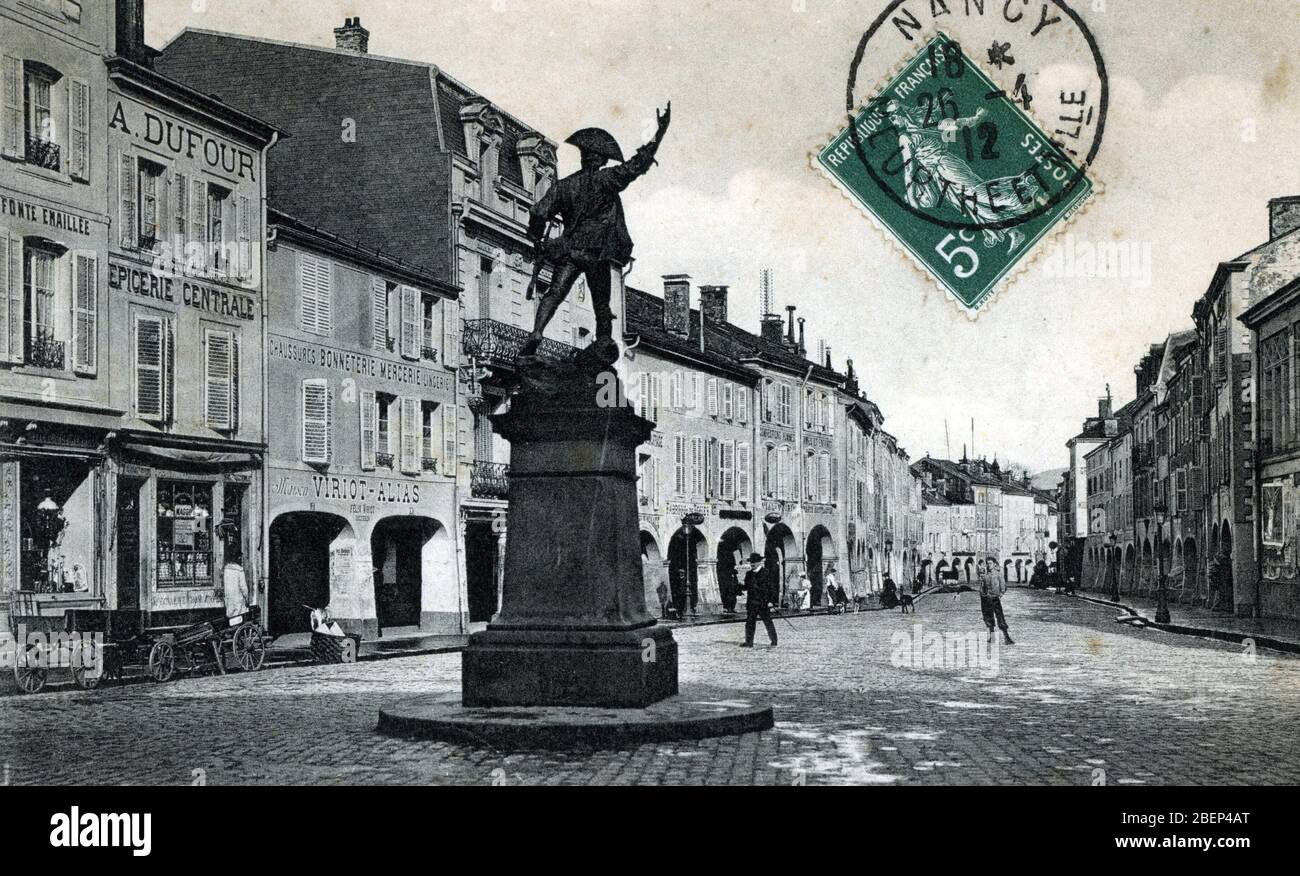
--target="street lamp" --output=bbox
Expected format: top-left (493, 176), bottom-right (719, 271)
top-left (1108, 533), bottom-right (1119, 601)
top-left (1152, 501), bottom-right (1171, 624)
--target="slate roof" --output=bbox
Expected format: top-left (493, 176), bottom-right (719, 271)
top-left (155, 29), bottom-right (546, 281)
top-left (624, 286), bottom-right (851, 387)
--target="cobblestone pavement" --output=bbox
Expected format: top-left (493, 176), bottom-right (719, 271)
top-left (3, 589), bottom-right (1298, 785)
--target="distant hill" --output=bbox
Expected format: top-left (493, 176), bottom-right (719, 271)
top-left (1030, 468), bottom-right (1067, 492)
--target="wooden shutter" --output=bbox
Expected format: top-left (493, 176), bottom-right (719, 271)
top-left (119, 152), bottom-right (138, 248)
top-left (400, 397), bottom-right (420, 473)
top-left (371, 277), bottom-right (388, 350)
top-left (1, 57), bottom-right (20, 159)
top-left (299, 254), bottom-right (332, 334)
top-left (691, 436), bottom-right (705, 496)
top-left (674, 433), bottom-right (686, 495)
top-left (173, 171), bottom-right (188, 268)
top-left (69, 251), bottom-right (97, 373)
top-left (399, 285), bottom-right (419, 359)
top-left (1216, 322), bottom-right (1228, 384)
top-left (722, 382), bottom-right (734, 420)
top-left (68, 78), bottom-right (89, 181)
top-left (707, 378), bottom-right (719, 417)
top-left (442, 404), bottom-right (458, 474)
top-left (636, 372), bottom-right (649, 420)
top-left (301, 379), bottom-right (331, 464)
top-left (671, 371), bottom-right (682, 410)
top-left (819, 453), bottom-right (830, 503)
top-left (738, 385), bottom-right (749, 423)
top-left (359, 390), bottom-right (377, 471)
top-left (737, 442), bottom-right (751, 501)
top-left (231, 332), bottom-right (240, 431)
top-left (134, 315), bottom-right (165, 421)
top-left (237, 195), bottom-right (252, 280)
top-left (721, 440), bottom-right (735, 500)
top-left (442, 298), bottom-right (459, 367)
top-left (204, 329), bottom-right (234, 430)
top-left (0, 232), bottom-right (20, 363)
top-left (189, 178), bottom-right (206, 271)
top-left (650, 374), bottom-right (661, 422)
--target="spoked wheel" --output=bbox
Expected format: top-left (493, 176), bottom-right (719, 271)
top-left (147, 641), bottom-right (176, 683)
top-left (14, 645), bottom-right (47, 694)
top-left (71, 664), bottom-right (103, 691)
top-left (231, 624), bottom-right (266, 672)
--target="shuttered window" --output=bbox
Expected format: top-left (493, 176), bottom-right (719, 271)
top-left (118, 152), bottom-right (138, 248)
top-left (173, 171), bottom-right (188, 267)
top-left (737, 442), bottom-right (751, 501)
top-left (722, 382), bottom-right (734, 420)
top-left (189, 178), bottom-right (206, 271)
top-left (671, 371), bottom-right (683, 410)
top-left (707, 378), bottom-right (719, 417)
top-left (399, 285), bottom-right (419, 359)
top-left (442, 298), bottom-right (459, 367)
top-left (68, 78), bottom-right (89, 181)
top-left (674, 433), bottom-right (687, 495)
top-left (779, 384), bottom-right (792, 426)
top-left (299, 253), bottom-right (332, 335)
top-left (359, 389), bottom-right (377, 471)
top-left (236, 195), bottom-right (252, 280)
top-left (720, 440), bottom-right (736, 501)
top-left (204, 328), bottom-right (239, 431)
top-left (371, 277), bottom-right (389, 350)
top-left (1, 57), bottom-right (20, 160)
top-left (0, 231), bottom-right (21, 363)
top-left (818, 452), bottom-right (831, 503)
top-left (301, 379), bottom-right (331, 464)
top-left (134, 314), bottom-right (169, 422)
top-left (400, 397), bottom-right (421, 474)
top-left (690, 436), bottom-right (705, 496)
top-left (442, 404), bottom-right (459, 475)
top-left (737, 384), bottom-right (749, 423)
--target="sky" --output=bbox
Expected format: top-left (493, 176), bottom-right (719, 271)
top-left (146, 0), bottom-right (1300, 472)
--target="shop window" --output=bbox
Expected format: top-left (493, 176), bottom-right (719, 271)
top-left (157, 481), bottom-right (213, 588)
top-left (221, 484), bottom-right (247, 566)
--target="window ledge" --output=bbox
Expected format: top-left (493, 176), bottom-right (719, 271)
top-left (15, 163), bottom-right (71, 187)
top-left (14, 365), bottom-right (74, 381)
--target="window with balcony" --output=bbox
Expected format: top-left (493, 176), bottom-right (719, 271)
top-left (137, 158), bottom-right (165, 251)
top-left (375, 392), bottom-right (395, 469)
top-left (421, 294), bottom-right (438, 362)
top-left (23, 243), bottom-right (66, 370)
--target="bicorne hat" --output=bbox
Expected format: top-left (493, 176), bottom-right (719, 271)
top-left (565, 127), bottom-right (625, 162)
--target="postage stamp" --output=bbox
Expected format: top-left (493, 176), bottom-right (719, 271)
top-left (817, 3), bottom-right (1107, 313)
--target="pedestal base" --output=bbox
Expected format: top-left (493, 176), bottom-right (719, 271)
top-left (461, 624), bottom-right (678, 708)
top-left (377, 683), bottom-right (773, 750)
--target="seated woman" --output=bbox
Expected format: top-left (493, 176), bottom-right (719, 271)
top-left (825, 581), bottom-right (849, 613)
top-left (792, 573), bottom-right (812, 611)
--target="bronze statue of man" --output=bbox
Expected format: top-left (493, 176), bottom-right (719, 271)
top-left (524, 103), bottom-right (672, 355)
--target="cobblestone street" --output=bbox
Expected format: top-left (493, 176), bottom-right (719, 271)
top-left (4, 589), bottom-right (1298, 786)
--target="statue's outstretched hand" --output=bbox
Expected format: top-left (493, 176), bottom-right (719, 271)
top-left (656, 101), bottom-right (672, 138)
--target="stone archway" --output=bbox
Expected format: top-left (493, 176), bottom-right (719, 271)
top-left (668, 526), bottom-right (708, 618)
top-left (641, 530), bottom-right (665, 617)
top-left (371, 516), bottom-right (450, 632)
top-left (717, 527), bottom-right (752, 613)
top-left (765, 523), bottom-right (797, 604)
top-left (805, 525), bottom-right (834, 605)
top-left (269, 511), bottom-right (353, 635)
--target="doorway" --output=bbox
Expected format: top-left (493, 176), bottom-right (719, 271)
top-left (465, 520), bottom-right (499, 623)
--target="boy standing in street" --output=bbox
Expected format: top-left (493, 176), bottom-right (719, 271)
top-left (980, 557), bottom-right (1014, 645)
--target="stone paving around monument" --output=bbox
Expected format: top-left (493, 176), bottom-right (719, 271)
top-left (4, 588), bottom-right (1297, 786)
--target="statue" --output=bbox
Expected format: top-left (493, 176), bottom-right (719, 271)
top-left (523, 102), bottom-right (672, 357)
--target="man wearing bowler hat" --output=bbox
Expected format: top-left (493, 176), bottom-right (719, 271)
top-left (740, 552), bottom-right (778, 649)
top-left (523, 102), bottom-right (672, 355)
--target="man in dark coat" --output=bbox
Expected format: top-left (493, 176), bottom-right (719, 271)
top-left (740, 552), bottom-right (778, 648)
top-left (525, 103), bottom-right (672, 352)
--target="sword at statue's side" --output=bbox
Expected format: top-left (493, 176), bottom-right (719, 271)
top-left (525, 220), bottom-right (557, 301)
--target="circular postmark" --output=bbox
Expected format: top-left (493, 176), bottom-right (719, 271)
top-left (843, 0), bottom-right (1108, 235)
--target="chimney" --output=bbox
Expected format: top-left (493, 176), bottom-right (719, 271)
top-left (760, 313), bottom-right (785, 345)
top-left (797, 317), bottom-right (806, 356)
top-left (785, 305), bottom-right (797, 348)
top-left (115, 0), bottom-right (147, 63)
top-left (334, 17), bottom-right (371, 54)
top-left (699, 285), bottom-right (728, 325)
top-left (1098, 396), bottom-right (1112, 419)
top-left (825, 345), bottom-right (832, 370)
top-left (662, 274), bottom-right (691, 338)
top-left (1269, 196), bottom-right (1300, 241)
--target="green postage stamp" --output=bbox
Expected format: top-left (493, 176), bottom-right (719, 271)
top-left (818, 32), bottom-right (1096, 312)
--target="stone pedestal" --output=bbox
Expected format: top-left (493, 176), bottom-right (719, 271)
top-left (461, 342), bottom-right (679, 708)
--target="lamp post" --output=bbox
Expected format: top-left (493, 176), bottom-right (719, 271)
top-left (682, 511), bottom-right (705, 619)
top-left (1108, 533), bottom-right (1119, 601)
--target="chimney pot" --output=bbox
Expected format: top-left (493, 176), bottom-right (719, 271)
top-left (116, 0), bottom-right (148, 64)
top-left (335, 16), bottom-right (371, 54)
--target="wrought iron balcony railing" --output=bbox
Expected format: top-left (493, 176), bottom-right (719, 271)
top-left (421, 457), bottom-right (439, 473)
top-left (25, 331), bottom-right (65, 370)
top-left (470, 461), bottom-right (510, 500)
top-left (375, 452), bottom-right (395, 469)
top-left (462, 318), bottom-right (577, 371)
top-left (26, 135), bottom-right (61, 171)
top-left (421, 346), bottom-right (439, 363)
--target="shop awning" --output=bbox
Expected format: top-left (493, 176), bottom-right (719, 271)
top-left (118, 441), bottom-right (261, 471)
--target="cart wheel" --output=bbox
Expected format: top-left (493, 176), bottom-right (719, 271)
top-left (14, 660), bottom-right (47, 694)
top-left (71, 664), bottom-right (103, 691)
top-left (232, 624), bottom-right (266, 672)
top-left (147, 642), bottom-right (176, 683)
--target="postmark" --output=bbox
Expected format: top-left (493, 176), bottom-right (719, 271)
top-left (816, 1), bottom-right (1107, 313)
